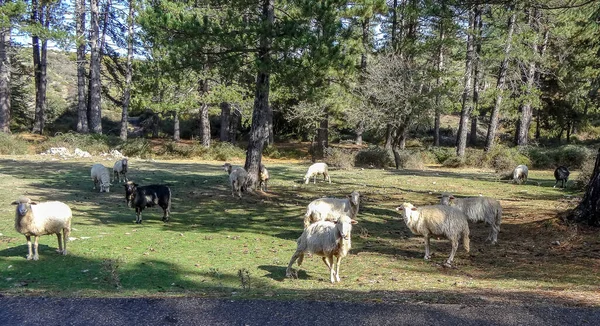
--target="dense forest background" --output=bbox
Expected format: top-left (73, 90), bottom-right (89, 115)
top-left (1, 0), bottom-right (600, 178)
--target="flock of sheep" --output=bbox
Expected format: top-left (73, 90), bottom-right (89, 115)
top-left (10, 158), bottom-right (571, 284)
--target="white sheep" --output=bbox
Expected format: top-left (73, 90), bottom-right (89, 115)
top-left (397, 203), bottom-right (470, 267)
top-left (304, 191), bottom-right (360, 228)
top-left (223, 162), bottom-right (248, 198)
top-left (112, 158), bottom-right (129, 183)
top-left (91, 163), bottom-right (111, 192)
top-left (259, 163), bottom-right (270, 192)
top-left (304, 162), bottom-right (331, 184)
top-left (440, 193), bottom-right (502, 244)
top-left (286, 217), bottom-right (358, 283)
top-left (513, 164), bottom-right (528, 184)
top-left (12, 197), bottom-right (72, 260)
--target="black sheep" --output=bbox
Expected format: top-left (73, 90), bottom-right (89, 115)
top-left (124, 181), bottom-right (172, 223)
top-left (553, 166), bottom-right (570, 189)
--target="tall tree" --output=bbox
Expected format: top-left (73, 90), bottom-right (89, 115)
top-left (31, 0), bottom-right (49, 134)
top-left (484, 4), bottom-right (516, 152)
top-left (0, 0), bottom-right (17, 132)
top-left (75, 0), bottom-right (88, 133)
top-left (120, 0), bottom-right (134, 141)
top-left (88, 0), bottom-right (102, 134)
top-left (456, 5), bottom-right (476, 157)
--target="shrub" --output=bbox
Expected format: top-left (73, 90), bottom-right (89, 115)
top-left (159, 141), bottom-right (208, 158)
top-left (527, 145), bottom-right (592, 169)
top-left (482, 145), bottom-right (530, 172)
top-left (205, 142), bottom-right (245, 161)
top-left (39, 132), bottom-right (117, 154)
top-left (0, 133), bottom-right (31, 155)
top-left (393, 150), bottom-right (425, 169)
top-left (428, 147), bottom-right (455, 164)
top-left (120, 138), bottom-right (153, 158)
top-left (355, 146), bottom-right (393, 168)
top-left (442, 156), bottom-right (465, 168)
top-left (324, 147), bottom-right (355, 170)
top-left (263, 144), bottom-right (282, 159)
top-left (574, 156), bottom-right (595, 190)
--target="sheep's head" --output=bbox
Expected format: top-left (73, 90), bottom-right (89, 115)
top-left (222, 163), bottom-right (233, 175)
top-left (396, 203), bottom-right (418, 222)
top-left (336, 217), bottom-right (358, 240)
top-left (349, 191), bottom-right (360, 206)
top-left (439, 193), bottom-right (454, 206)
top-left (99, 181), bottom-right (112, 193)
top-left (124, 181), bottom-right (138, 207)
top-left (11, 197), bottom-right (38, 217)
top-left (121, 158), bottom-right (128, 173)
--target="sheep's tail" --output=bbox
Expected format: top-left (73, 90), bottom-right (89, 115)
top-left (462, 227), bottom-right (470, 253)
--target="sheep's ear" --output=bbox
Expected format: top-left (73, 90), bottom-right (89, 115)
top-left (411, 207), bottom-right (417, 211)
top-left (395, 206), bottom-right (402, 211)
top-left (11, 201), bottom-right (18, 205)
top-left (449, 195), bottom-right (455, 199)
top-left (350, 219), bottom-right (358, 225)
top-left (30, 201), bottom-right (38, 205)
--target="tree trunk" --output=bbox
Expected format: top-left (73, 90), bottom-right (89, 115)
top-left (266, 102), bottom-right (274, 145)
top-left (517, 7), bottom-right (539, 147)
top-left (0, 17), bottom-right (10, 133)
top-left (88, 0), bottom-right (102, 134)
top-left (469, 116), bottom-right (478, 146)
top-left (384, 124), bottom-right (393, 149)
top-left (229, 107), bottom-right (239, 144)
top-left (120, 0), bottom-right (134, 141)
top-left (244, 0), bottom-right (274, 190)
top-left (433, 9), bottom-right (445, 147)
top-left (470, 7), bottom-right (483, 147)
top-left (356, 121), bottom-right (364, 145)
top-left (220, 102), bottom-right (231, 142)
top-left (456, 6), bottom-right (476, 157)
top-left (32, 0), bottom-right (47, 134)
top-left (76, 0), bottom-right (88, 133)
top-left (567, 148), bottom-right (600, 226)
top-left (485, 6), bottom-right (516, 152)
top-left (356, 17), bottom-right (369, 146)
top-left (173, 111), bottom-right (180, 141)
top-left (152, 113), bottom-right (159, 138)
top-left (199, 103), bottom-right (210, 147)
top-left (533, 18), bottom-right (549, 142)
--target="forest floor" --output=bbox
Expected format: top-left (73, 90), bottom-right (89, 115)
top-left (0, 153), bottom-right (599, 307)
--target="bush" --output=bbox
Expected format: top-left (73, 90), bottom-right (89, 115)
top-left (482, 145), bottom-right (530, 172)
top-left (355, 146), bottom-right (393, 168)
top-left (442, 156), bottom-right (465, 168)
top-left (159, 141), bottom-right (208, 158)
top-left (263, 144), bottom-right (282, 159)
top-left (120, 138), bottom-right (153, 158)
top-left (324, 147), bottom-right (355, 170)
top-left (574, 156), bottom-right (595, 190)
top-left (205, 142), bottom-right (245, 161)
top-left (428, 147), bottom-right (455, 164)
top-left (393, 150), bottom-right (425, 169)
top-left (0, 133), bottom-right (31, 155)
top-left (527, 145), bottom-right (592, 169)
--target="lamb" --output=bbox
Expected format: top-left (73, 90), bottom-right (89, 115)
top-left (12, 197), bottom-right (72, 260)
top-left (304, 162), bottom-right (331, 184)
top-left (304, 191), bottom-right (360, 228)
top-left (397, 203), bottom-right (470, 267)
top-left (553, 166), bottom-right (570, 189)
top-left (223, 163), bottom-right (248, 198)
top-left (286, 216), bottom-right (358, 283)
top-left (91, 163), bottom-right (111, 192)
top-left (113, 158), bottom-right (129, 183)
top-left (440, 193), bottom-right (502, 244)
top-left (513, 164), bottom-right (528, 184)
top-left (259, 163), bottom-right (270, 192)
top-left (124, 181), bottom-right (172, 224)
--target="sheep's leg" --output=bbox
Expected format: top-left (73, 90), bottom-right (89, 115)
top-left (286, 251), bottom-right (302, 278)
top-left (56, 233), bottom-right (63, 254)
top-left (62, 227), bottom-right (69, 255)
top-left (313, 175), bottom-right (316, 184)
top-left (334, 255), bottom-right (342, 282)
top-left (445, 238), bottom-right (459, 267)
top-left (321, 256), bottom-right (335, 283)
top-left (424, 235), bottom-right (432, 260)
top-left (162, 206), bottom-right (169, 222)
top-left (25, 235), bottom-right (33, 260)
top-left (136, 208), bottom-right (142, 224)
top-left (33, 236), bottom-right (39, 261)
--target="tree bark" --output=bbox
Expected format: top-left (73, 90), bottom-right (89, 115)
top-left (485, 6), bottom-right (516, 152)
top-left (220, 102), bottom-right (231, 142)
top-left (32, 0), bottom-right (48, 134)
top-left (244, 0), bottom-right (274, 190)
top-left (229, 107), bottom-right (239, 144)
top-left (356, 17), bottom-right (369, 146)
top-left (456, 6), bottom-right (476, 157)
top-left (120, 0), bottom-right (134, 141)
top-left (88, 0), bottom-right (102, 134)
top-left (199, 103), bottom-right (210, 147)
top-left (517, 7), bottom-right (539, 147)
top-left (76, 0), bottom-right (88, 133)
top-left (567, 148), bottom-right (600, 226)
top-left (152, 113), bottom-right (159, 138)
top-left (433, 8), bottom-right (445, 147)
top-left (470, 7), bottom-right (484, 147)
top-left (173, 111), bottom-right (180, 141)
top-left (314, 114), bottom-right (329, 160)
top-left (0, 16), bottom-right (10, 133)
top-left (384, 124), bottom-right (393, 149)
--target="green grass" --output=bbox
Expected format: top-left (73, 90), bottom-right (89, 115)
top-left (0, 157), bottom-right (599, 306)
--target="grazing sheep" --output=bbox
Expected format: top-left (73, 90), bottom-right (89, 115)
top-left (304, 191), bottom-right (360, 228)
top-left (397, 203), bottom-right (470, 267)
top-left (12, 197), bottom-right (72, 260)
top-left (286, 217), bottom-right (358, 283)
top-left (112, 158), bottom-right (129, 183)
top-left (91, 163), bottom-right (111, 192)
top-left (223, 163), bottom-right (248, 198)
top-left (259, 163), bottom-right (270, 192)
top-left (440, 193), bottom-right (502, 244)
top-left (513, 164), bottom-right (528, 184)
top-left (124, 181), bottom-right (172, 224)
top-left (554, 166), bottom-right (570, 189)
top-left (304, 162), bottom-right (331, 184)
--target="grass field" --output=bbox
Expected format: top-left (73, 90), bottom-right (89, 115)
top-left (1, 155), bottom-right (599, 306)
